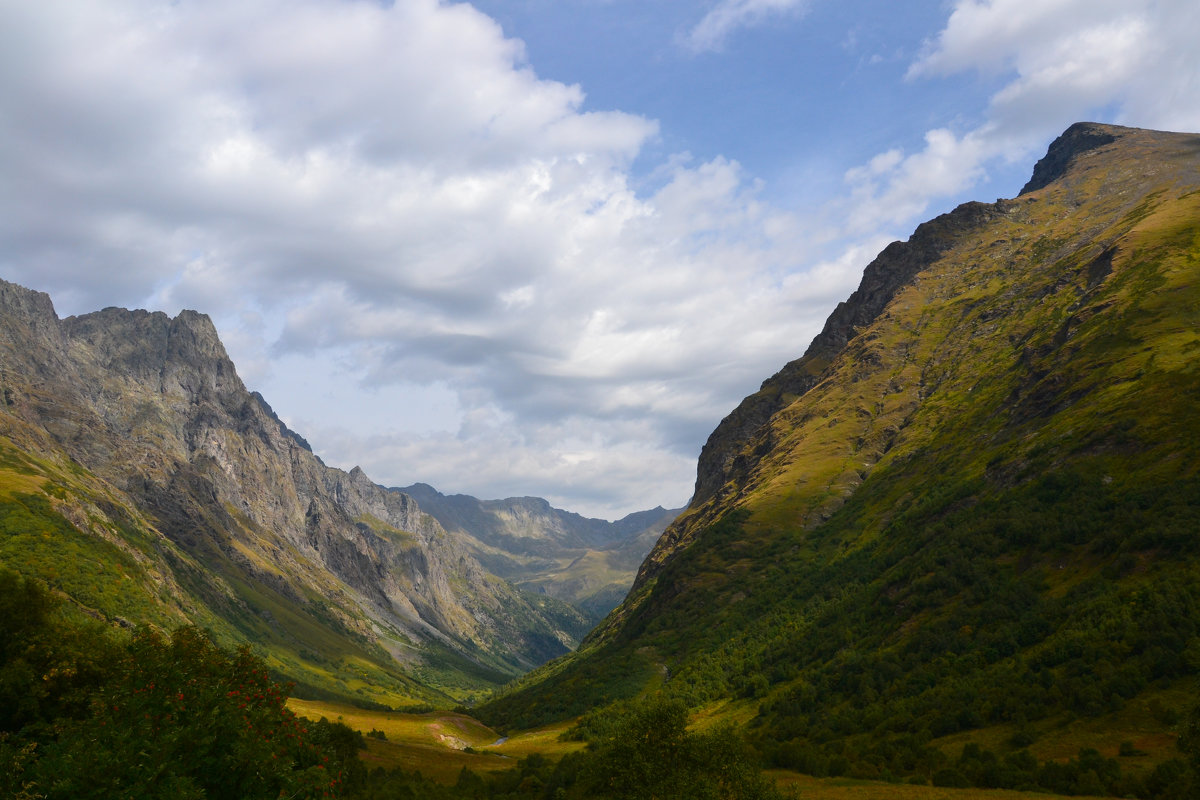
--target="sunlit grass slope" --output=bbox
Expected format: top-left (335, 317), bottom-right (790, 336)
top-left (287, 698), bottom-right (584, 783)
top-left (288, 697), bottom-right (1108, 799)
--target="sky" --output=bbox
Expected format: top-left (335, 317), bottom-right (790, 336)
top-left (2, 0), bottom-right (1198, 519)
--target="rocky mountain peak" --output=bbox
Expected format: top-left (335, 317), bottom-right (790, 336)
top-left (1019, 121), bottom-right (1121, 195)
top-left (0, 280), bottom-right (60, 337)
top-left (62, 307), bottom-right (240, 396)
top-left (0, 282), bottom-right (73, 392)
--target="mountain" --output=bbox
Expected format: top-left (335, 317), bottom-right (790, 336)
top-left (396, 483), bottom-right (680, 618)
top-left (478, 123), bottom-right (1200, 790)
top-left (0, 285), bottom-right (589, 706)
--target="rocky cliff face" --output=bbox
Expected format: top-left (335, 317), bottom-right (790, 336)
top-left (1019, 121), bottom-right (1118, 195)
top-left (0, 287), bottom-right (584, 702)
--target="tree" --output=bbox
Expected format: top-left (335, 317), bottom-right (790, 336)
top-left (0, 571), bottom-right (359, 800)
top-left (33, 627), bottom-right (341, 800)
top-left (1173, 699), bottom-right (1200, 799)
top-left (577, 697), bottom-right (779, 800)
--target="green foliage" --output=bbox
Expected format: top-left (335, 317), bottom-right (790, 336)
top-left (479, 645), bottom-right (661, 731)
top-left (34, 627), bottom-right (329, 799)
top-left (0, 569), bottom-right (364, 799)
top-left (0, 568), bottom-right (119, 735)
top-left (0, 492), bottom-right (168, 626)
top-left (573, 697), bottom-right (781, 800)
top-left (342, 697), bottom-right (784, 800)
top-left (483, 458), bottom-right (1200, 795)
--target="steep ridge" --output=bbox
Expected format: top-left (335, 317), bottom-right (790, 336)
top-left (398, 482), bottom-right (679, 617)
top-left (478, 123), bottom-right (1200, 788)
top-left (0, 287), bottom-right (586, 704)
top-left (638, 121), bottom-right (1200, 587)
top-left (657, 198), bottom-right (1012, 579)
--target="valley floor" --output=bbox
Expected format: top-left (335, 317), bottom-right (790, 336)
top-left (287, 698), bottom-right (1130, 799)
top-left (287, 699), bottom-right (584, 783)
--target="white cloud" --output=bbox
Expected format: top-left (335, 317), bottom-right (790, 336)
top-left (843, 128), bottom-right (990, 232)
top-left (683, 0), bottom-right (810, 53)
top-left (907, 0), bottom-right (1137, 80)
top-left (0, 0), bottom-right (856, 518)
top-left (5, 0), bottom-right (1196, 518)
top-left (845, 0), bottom-right (1200, 238)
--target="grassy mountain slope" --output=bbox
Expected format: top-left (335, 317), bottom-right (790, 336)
top-left (398, 482), bottom-right (679, 618)
top-left (477, 123), bottom-right (1200, 791)
top-left (0, 285), bottom-right (588, 706)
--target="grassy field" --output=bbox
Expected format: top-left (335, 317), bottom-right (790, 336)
top-left (289, 697), bottom-right (1121, 798)
top-left (287, 699), bottom-right (585, 783)
top-left (689, 697), bottom-right (760, 728)
top-left (929, 680), bottom-right (1192, 777)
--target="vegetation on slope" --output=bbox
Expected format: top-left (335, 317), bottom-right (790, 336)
top-left (1, 567), bottom-right (784, 799)
top-left (7, 565), bottom-right (1156, 799)
top-left (0, 432), bottom-right (448, 710)
top-left (0, 569), bottom-right (367, 799)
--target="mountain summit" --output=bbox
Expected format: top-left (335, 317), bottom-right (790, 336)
top-left (479, 123), bottom-right (1200, 790)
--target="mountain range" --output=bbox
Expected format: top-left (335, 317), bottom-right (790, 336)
top-left (397, 483), bottom-right (679, 618)
top-left (0, 284), bottom-right (664, 705)
top-left (476, 122), bottom-right (1200, 791)
top-left (4, 120), bottom-right (1200, 795)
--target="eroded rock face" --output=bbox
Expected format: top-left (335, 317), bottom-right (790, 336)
top-left (0, 282), bottom-right (583, 684)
